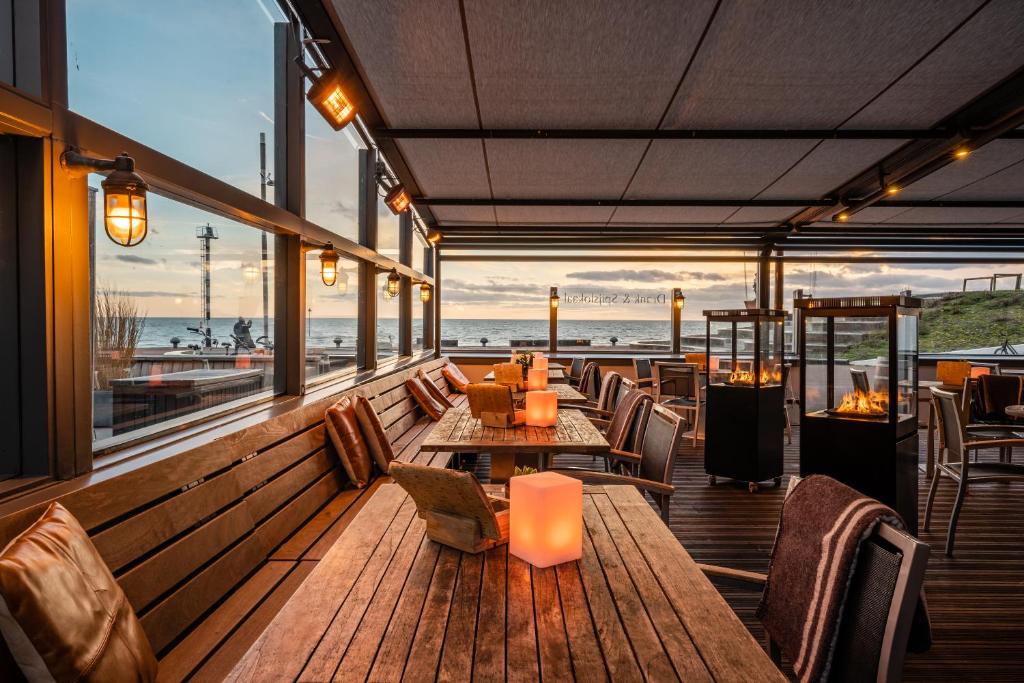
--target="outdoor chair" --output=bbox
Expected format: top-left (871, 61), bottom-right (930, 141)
top-left (550, 403), bottom-right (682, 523)
top-left (578, 361), bottom-right (601, 400)
top-left (573, 381), bottom-right (652, 453)
top-left (925, 388), bottom-right (1024, 556)
top-left (567, 357), bottom-right (585, 387)
top-left (699, 476), bottom-right (930, 683)
top-left (656, 362), bottom-right (702, 446)
top-left (632, 357), bottom-right (655, 393)
top-left (579, 370), bottom-right (622, 414)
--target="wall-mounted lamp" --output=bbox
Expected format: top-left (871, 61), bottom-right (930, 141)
top-left (304, 67), bottom-right (356, 131)
top-left (419, 282), bottom-right (432, 303)
top-left (426, 229), bottom-right (443, 245)
top-left (384, 183), bottom-right (411, 215)
top-left (673, 289), bottom-right (686, 309)
top-left (336, 269), bottom-right (349, 296)
top-left (386, 268), bottom-right (401, 298)
top-left (61, 150), bottom-right (148, 246)
top-left (833, 210), bottom-right (850, 223)
top-left (319, 243), bottom-right (340, 286)
top-left (953, 146), bottom-right (971, 160)
top-left (550, 287), bottom-right (560, 309)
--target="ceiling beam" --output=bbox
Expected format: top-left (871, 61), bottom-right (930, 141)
top-left (418, 198), bottom-right (1024, 208)
top-left (371, 127), bottom-right (1024, 141)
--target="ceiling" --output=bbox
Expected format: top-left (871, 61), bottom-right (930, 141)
top-left (316, 0), bottom-right (1024, 249)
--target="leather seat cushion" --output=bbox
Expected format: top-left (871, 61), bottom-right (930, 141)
top-left (418, 369), bottom-right (454, 409)
top-left (326, 396), bottom-right (374, 487)
top-left (441, 364), bottom-right (471, 393)
top-left (0, 502), bottom-right (157, 683)
top-left (353, 396), bottom-right (396, 472)
top-left (407, 377), bottom-right (448, 421)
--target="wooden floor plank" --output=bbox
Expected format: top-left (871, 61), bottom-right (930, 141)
top-left (472, 546), bottom-right (507, 683)
top-left (531, 565), bottom-right (575, 681)
top-left (402, 545), bottom-right (461, 683)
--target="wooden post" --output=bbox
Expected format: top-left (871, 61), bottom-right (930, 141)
top-left (423, 245), bottom-right (435, 354)
top-left (774, 250), bottom-right (784, 311)
top-left (358, 147), bottom-right (378, 370)
top-left (433, 252), bottom-right (442, 356)
top-left (398, 212), bottom-right (412, 357)
top-left (758, 247), bottom-right (771, 309)
top-left (670, 287), bottom-right (682, 356)
top-left (549, 287), bottom-right (558, 354)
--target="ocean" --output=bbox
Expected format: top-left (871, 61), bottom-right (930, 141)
top-left (133, 318), bottom-right (707, 349)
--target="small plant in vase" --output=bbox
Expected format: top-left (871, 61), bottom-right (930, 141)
top-left (515, 351), bottom-right (534, 377)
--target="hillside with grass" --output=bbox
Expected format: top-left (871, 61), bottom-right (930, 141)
top-left (844, 290), bottom-right (1024, 359)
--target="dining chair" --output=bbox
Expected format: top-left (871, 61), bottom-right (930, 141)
top-left (549, 403), bottom-right (683, 523)
top-left (969, 362), bottom-right (1000, 377)
top-left (656, 363), bottom-right (702, 446)
top-left (561, 387), bottom-right (653, 468)
top-left (632, 358), bottom-right (655, 393)
top-left (588, 371), bottom-right (622, 413)
top-left (578, 362), bottom-right (601, 400)
top-left (653, 360), bottom-right (695, 402)
top-left (850, 367), bottom-right (870, 394)
top-left (925, 388), bottom-right (1024, 556)
top-left (699, 476), bottom-right (930, 683)
top-left (781, 363), bottom-right (793, 445)
top-left (492, 362), bottom-right (524, 391)
top-left (567, 357), bottom-right (585, 387)
top-left (973, 374), bottom-right (1023, 425)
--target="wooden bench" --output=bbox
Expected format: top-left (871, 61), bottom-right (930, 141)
top-left (0, 357), bottom-right (465, 682)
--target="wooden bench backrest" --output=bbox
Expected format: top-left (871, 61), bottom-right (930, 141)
top-left (0, 357), bottom-right (453, 655)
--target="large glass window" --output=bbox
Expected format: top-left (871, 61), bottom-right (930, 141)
top-left (67, 1), bottom-right (284, 199)
top-left (91, 179), bottom-right (275, 445)
top-left (413, 280), bottom-right (425, 353)
top-left (378, 203), bottom-right (401, 261)
top-left (305, 112), bottom-right (363, 244)
top-left (377, 271), bottom-right (400, 361)
top-left (305, 251), bottom-right (359, 380)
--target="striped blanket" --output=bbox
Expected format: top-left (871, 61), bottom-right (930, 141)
top-left (756, 476), bottom-right (925, 682)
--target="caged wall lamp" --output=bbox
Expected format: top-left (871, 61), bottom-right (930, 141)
top-left (319, 243), bottom-right (340, 286)
top-left (419, 282), bottom-right (432, 303)
top-left (550, 287), bottom-right (560, 309)
top-left (426, 229), bottom-right (443, 245)
top-left (385, 268), bottom-right (401, 299)
top-left (61, 150), bottom-right (148, 246)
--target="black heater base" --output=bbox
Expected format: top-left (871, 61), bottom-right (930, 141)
top-left (800, 414), bottom-right (919, 535)
top-left (705, 384), bottom-right (785, 490)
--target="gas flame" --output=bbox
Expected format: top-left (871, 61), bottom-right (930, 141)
top-left (728, 367), bottom-right (782, 385)
top-left (835, 388), bottom-right (889, 416)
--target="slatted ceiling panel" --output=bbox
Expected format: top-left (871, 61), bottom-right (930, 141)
top-left (463, 0), bottom-right (716, 128)
top-left (897, 141), bottom-right (1024, 200)
top-left (496, 206), bottom-right (614, 226)
top-left (844, 0), bottom-right (1024, 128)
top-left (665, 1), bottom-right (982, 129)
top-left (328, 0), bottom-right (477, 128)
top-left (722, 206), bottom-right (802, 224)
top-left (395, 139), bottom-right (491, 199)
top-left (880, 206), bottom-right (1024, 223)
top-left (431, 206), bottom-right (497, 226)
top-left (626, 140), bottom-right (819, 200)
top-left (485, 139), bottom-right (647, 199)
top-left (756, 139), bottom-right (909, 200)
top-left (823, 205), bottom-right (908, 224)
top-left (941, 160), bottom-right (1024, 201)
top-left (607, 205), bottom-right (738, 225)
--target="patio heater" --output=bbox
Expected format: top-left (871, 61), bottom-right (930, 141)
top-left (703, 309), bottom-right (788, 492)
top-left (795, 295), bottom-right (921, 533)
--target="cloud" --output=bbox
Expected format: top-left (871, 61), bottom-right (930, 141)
top-left (566, 268), bottom-right (726, 283)
top-left (331, 200), bottom-right (358, 219)
top-left (123, 289), bottom-right (198, 298)
top-left (114, 254), bottom-right (159, 265)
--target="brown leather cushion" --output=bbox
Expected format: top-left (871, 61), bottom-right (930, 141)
top-left (0, 502), bottom-right (157, 682)
top-left (325, 396), bottom-right (374, 487)
top-left (417, 369), bottom-right (454, 409)
top-left (353, 395), bottom-right (396, 472)
top-left (407, 377), bottom-right (448, 421)
top-left (441, 364), bottom-right (470, 393)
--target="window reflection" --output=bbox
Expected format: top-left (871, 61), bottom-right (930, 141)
top-left (305, 251), bottom-right (359, 379)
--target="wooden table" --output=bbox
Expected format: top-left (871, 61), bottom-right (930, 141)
top-left (1007, 405), bottom-right (1024, 420)
top-left (512, 382), bottom-right (588, 404)
top-left (484, 368), bottom-right (566, 384)
top-left (227, 484), bottom-right (785, 683)
top-left (421, 408), bottom-right (607, 481)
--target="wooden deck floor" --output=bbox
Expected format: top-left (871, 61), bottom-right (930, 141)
top-left (473, 428), bottom-right (1024, 681)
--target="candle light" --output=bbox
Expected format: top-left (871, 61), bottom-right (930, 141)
top-left (524, 390), bottom-right (558, 427)
top-left (526, 368), bottom-right (549, 391)
top-left (510, 472), bottom-right (583, 568)
top-left (533, 356), bottom-right (549, 371)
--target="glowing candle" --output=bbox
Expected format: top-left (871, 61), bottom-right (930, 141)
top-left (534, 356), bottom-right (549, 371)
top-left (526, 368), bottom-right (548, 391)
top-left (510, 472), bottom-right (583, 568)
top-left (524, 390), bottom-right (558, 427)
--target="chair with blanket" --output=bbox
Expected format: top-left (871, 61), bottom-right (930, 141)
top-left (699, 475), bottom-right (931, 683)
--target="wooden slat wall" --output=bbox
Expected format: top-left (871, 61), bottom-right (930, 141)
top-left (0, 357), bottom-right (458, 663)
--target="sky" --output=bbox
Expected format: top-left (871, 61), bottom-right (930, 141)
top-left (69, 1), bottom-right (1021, 323)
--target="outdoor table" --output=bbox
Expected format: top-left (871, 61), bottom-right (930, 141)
top-left (226, 484), bottom-right (785, 683)
top-left (1007, 405), bottom-right (1024, 420)
top-left (484, 367), bottom-right (566, 384)
top-left (512, 382), bottom-right (588, 404)
top-left (420, 408), bottom-right (607, 482)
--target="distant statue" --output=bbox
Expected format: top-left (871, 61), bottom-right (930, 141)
top-left (232, 317), bottom-right (255, 351)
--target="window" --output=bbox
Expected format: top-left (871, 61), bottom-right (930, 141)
top-left (67, 0), bottom-right (284, 199)
top-left (377, 203), bottom-right (401, 261)
top-left (413, 280), bottom-right (425, 353)
top-left (377, 271), bottom-right (400, 361)
top-left (305, 111), bottom-right (363, 243)
top-left (91, 180), bottom-right (274, 445)
top-left (305, 251), bottom-right (359, 380)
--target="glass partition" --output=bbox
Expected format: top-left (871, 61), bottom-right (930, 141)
top-left (90, 181), bottom-right (275, 444)
top-left (305, 252), bottom-right (359, 380)
top-left (377, 271), bottom-right (400, 361)
top-left (305, 111), bottom-right (363, 244)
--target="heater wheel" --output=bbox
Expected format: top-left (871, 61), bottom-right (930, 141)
top-left (748, 482), bottom-right (759, 493)
top-left (708, 475), bottom-right (717, 485)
